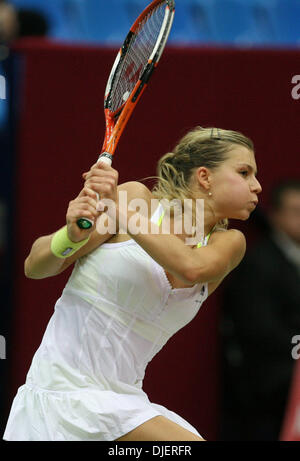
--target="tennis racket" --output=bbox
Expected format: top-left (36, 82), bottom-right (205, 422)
top-left (77, 0), bottom-right (175, 229)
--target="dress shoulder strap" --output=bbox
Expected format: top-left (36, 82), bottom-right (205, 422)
top-left (151, 203), bottom-right (212, 247)
top-left (150, 202), bottom-right (165, 226)
top-left (197, 232), bottom-right (211, 248)
top-left (197, 227), bottom-right (227, 247)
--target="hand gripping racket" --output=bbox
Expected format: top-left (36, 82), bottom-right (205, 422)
top-left (77, 0), bottom-right (175, 229)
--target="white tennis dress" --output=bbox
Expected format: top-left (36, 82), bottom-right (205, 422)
top-left (4, 205), bottom-right (210, 441)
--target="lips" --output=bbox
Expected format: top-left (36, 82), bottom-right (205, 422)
top-left (250, 201), bottom-right (258, 209)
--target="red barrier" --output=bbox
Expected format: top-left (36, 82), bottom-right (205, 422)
top-left (280, 359), bottom-right (300, 441)
top-left (7, 38), bottom-right (300, 440)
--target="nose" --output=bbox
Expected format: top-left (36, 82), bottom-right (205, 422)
top-left (251, 177), bottom-right (262, 195)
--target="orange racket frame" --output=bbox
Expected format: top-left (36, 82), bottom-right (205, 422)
top-left (77, 0), bottom-right (175, 229)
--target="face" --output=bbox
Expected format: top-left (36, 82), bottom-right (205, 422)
top-left (0, 5), bottom-right (18, 42)
top-left (206, 145), bottom-right (262, 220)
top-left (270, 190), bottom-right (300, 244)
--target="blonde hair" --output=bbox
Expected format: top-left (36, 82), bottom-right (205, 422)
top-left (151, 126), bottom-right (254, 230)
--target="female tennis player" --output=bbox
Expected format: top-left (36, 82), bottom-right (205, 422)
top-left (4, 127), bottom-right (261, 441)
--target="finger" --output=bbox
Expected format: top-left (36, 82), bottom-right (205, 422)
top-left (77, 187), bottom-right (98, 200)
top-left (95, 160), bottom-right (112, 170)
top-left (88, 161), bottom-right (106, 172)
top-left (83, 187), bottom-right (99, 200)
top-left (84, 169), bottom-right (117, 181)
top-left (84, 176), bottom-right (115, 186)
top-left (90, 161), bottom-right (100, 170)
top-left (76, 196), bottom-right (98, 209)
top-left (96, 200), bottom-right (106, 212)
top-left (84, 180), bottom-right (116, 195)
top-left (83, 161), bottom-right (106, 175)
top-left (91, 161), bottom-right (118, 178)
top-left (73, 204), bottom-right (99, 220)
top-left (86, 183), bottom-right (115, 196)
top-left (85, 178), bottom-right (115, 188)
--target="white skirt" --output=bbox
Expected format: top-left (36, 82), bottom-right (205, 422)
top-left (3, 381), bottom-right (202, 441)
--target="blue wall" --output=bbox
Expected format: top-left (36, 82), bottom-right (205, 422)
top-left (9, 0), bottom-right (300, 47)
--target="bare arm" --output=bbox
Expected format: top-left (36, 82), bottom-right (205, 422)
top-left (121, 212), bottom-right (246, 284)
top-left (84, 164), bottom-right (246, 285)
top-left (24, 233), bottom-right (63, 279)
top-left (24, 162), bottom-right (138, 280)
top-left (24, 183), bottom-right (107, 279)
top-left (25, 161), bottom-right (118, 279)
top-left (24, 229), bottom-right (111, 279)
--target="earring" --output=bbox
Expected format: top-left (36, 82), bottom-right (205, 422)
top-left (208, 191), bottom-right (212, 197)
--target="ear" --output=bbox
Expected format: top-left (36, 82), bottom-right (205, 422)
top-left (195, 167), bottom-right (212, 191)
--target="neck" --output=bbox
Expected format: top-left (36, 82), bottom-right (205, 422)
top-left (203, 204), bottom-right (222, 235)
top-left (167, 199), bottom-right (222, 243)
top-left (188, 186), bottom-right (224, 235)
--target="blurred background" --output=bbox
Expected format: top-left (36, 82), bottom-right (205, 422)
top-left (0, 0), bottom-right (300, 441)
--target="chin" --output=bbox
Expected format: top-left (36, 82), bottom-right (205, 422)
top-left (230, 210), bottom-right (251, 221)
top-left (241, 214), bottom-right (251, 221)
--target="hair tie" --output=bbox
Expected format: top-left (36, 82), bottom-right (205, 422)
top-left (210, 127), bottom-right (221, 140)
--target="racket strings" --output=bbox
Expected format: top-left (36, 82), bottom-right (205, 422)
top-left (109, 1), bottom-right (166, 114)
top-left (134, 5), bottom-right (165, 63)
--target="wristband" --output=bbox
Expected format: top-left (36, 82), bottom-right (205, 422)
top-left (50, 226), bottom-right (90, 258)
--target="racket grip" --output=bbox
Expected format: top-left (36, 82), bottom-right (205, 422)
top-left (76, 153), bottom-right (113, 229)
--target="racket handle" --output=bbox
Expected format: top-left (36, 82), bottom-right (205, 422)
top-left (76, 153), bottom-right (113, 229)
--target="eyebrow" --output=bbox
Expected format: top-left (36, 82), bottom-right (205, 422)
top-left (237, 163), bottom-right (258, 176)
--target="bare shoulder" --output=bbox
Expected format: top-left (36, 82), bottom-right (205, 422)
top-left (210, 228), bottom-right (246, 268)
top-left (206, 228), bottom-right (246, 295)
top-left (209, 228), bottom-right (246, 250)
top-left (118, 181), bottom-right (153, 201)
top-left (117, 181), bottom-right (155, 220)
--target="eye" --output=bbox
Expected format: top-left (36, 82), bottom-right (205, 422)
top-left (239, 170), bottom-right (248, 177)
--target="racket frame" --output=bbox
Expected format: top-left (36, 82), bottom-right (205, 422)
top-left (100, 0), bottom-right (175, 163)
top-left (77, 0), bottom-right (175, 230)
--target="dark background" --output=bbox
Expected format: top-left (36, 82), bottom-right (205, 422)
top-left (1, 39), bottom-right (300, 441)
